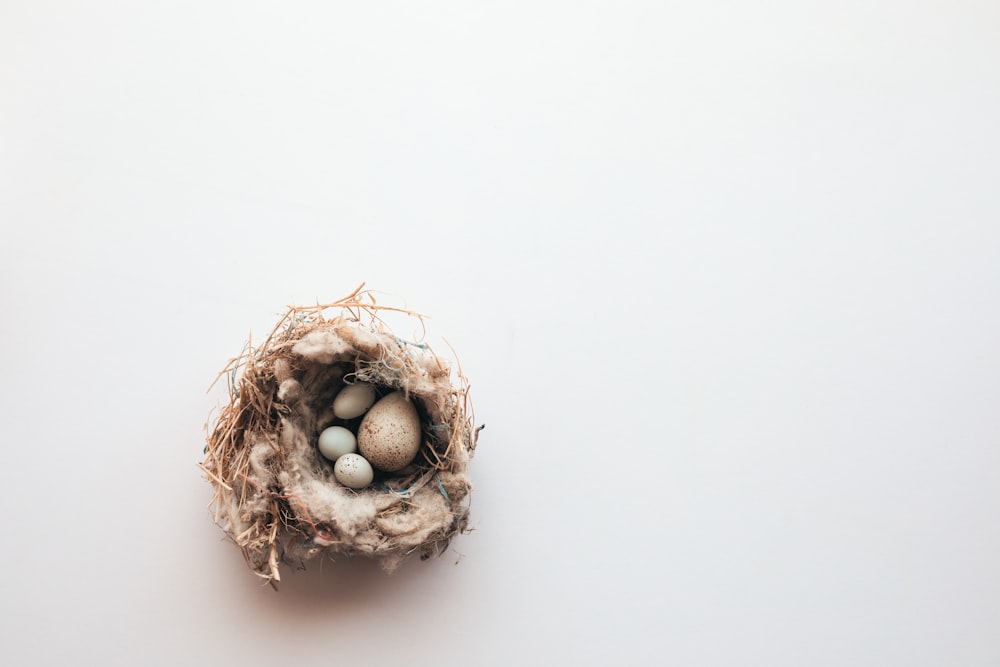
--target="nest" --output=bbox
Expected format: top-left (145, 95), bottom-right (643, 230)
top-left (201, 285), bottom-right (478, 584)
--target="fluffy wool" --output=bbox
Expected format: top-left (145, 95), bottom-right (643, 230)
top-left (202, 296), bottom-right (476, 584)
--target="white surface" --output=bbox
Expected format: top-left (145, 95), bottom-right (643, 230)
top-left (2, 2), bottom-right (1000, 665)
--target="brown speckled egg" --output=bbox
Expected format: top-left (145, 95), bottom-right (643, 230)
top-left (357, 391), bottom-right (422, 472)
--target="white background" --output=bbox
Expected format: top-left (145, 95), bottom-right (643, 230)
top-left (2, 2), bottom-right (999, 665)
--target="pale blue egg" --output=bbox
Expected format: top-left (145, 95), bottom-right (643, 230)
top-left (318, 426), bottom-right (357, 461)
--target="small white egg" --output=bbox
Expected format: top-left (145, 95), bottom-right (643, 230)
top-left (334, 453), bottom-right (374, 489)
top-left (317, 426), bottom-right (357, 461)
top-left (358, 391), bottom-right (422, 472)
top-left (333, 382), bottom-right (377, 419)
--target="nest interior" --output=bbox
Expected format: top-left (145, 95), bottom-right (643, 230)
top-left (201, 290), bottom-right (476, 584)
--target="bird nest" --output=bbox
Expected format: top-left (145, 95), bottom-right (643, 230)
top-left (201, 285), bottom-right (478, 585)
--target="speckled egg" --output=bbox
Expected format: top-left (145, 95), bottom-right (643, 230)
top-left (334, 453), bottom-right (374, 489)
top-left (357, 391), bottom-right (422, 472)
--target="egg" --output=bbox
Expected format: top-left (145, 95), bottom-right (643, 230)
top-left (357, 391), bottom-right (422, 472)
top-left (317, 426), bottom-right (357, 461)
top-left (334, 453), bottom-right (374, 489)
top-left (333, 382), bottom-right (377, 419)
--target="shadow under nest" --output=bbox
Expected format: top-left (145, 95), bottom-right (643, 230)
top-left (201, 292), bottom-right (477, 586)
